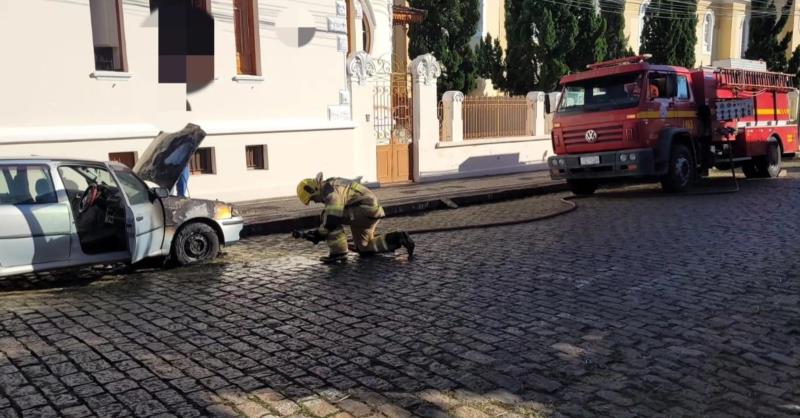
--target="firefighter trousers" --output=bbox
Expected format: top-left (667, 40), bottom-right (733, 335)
top-left (326, 217), bottom-right (402, 255)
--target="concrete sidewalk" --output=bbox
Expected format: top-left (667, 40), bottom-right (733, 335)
top-left (236, 170), bottom-right (566, 236)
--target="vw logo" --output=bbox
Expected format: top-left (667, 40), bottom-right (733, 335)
top-left (585, 129), bottom-right (598, 143)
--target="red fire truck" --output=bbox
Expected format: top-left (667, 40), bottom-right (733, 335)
top-left (547, 55), bottom-right (798, 194)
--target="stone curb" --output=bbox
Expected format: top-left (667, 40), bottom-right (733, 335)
top-left (241, 181), bottom-right (569, 237)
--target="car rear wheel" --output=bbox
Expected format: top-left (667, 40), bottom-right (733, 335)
top-left (567, 179), bottom-right (598, 196)
top-left (661, 144), bottom-right (694, 193)
top-left (172, 222), bottom-right (220, 266)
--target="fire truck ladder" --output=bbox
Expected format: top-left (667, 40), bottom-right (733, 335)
top-left (717, 68), bottom-right (795, 92)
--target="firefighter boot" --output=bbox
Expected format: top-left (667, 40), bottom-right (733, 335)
top-left (320, 253), bottom-right (348, 264)
top-left (386, 231), bottom-right (415, 258)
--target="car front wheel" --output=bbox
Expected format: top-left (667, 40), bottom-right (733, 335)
top-left (172, 222), bottom-right (220, 266)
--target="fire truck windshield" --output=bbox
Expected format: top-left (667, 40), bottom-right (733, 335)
top-left (558, 72), bottom-right (644, 114)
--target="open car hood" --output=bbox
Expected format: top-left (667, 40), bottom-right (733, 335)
top-left (133, 124), bottom-right (206, 189)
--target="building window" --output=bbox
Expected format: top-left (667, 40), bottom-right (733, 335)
top-left (108, 152), bottom-right (137, 169)
top-left (190, 148), bottom-right (216, 175)
top-left (360, 1), bottom-right (373, 53)
top-left (703, 11), bottom-right (714, 54)
top-left (638, 0), bottom-right (650, 47)
top-left (234, 0), bottom-right (259, 75)
top-left (245, 145), bottom-right (268, 170)
top-left (89, 0), bottom-right (127, 71)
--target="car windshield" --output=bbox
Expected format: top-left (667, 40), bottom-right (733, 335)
top-left (558, 72), bottom-right (643, 114)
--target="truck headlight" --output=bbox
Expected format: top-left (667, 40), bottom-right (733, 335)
top-left (620, 154), bottom-right (628, 162)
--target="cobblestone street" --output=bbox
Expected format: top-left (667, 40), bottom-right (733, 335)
top-left (2, 174), bottom-right (800, 418)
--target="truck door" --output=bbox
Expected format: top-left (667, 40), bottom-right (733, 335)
top-left (110, 165), bottom-right (166, 264)
top-left (673, 73), bottom-right (697, 134)
top-left (0, 164), bottom-right (72, 268)
top-left (644, 72), bottom-right (675, 135)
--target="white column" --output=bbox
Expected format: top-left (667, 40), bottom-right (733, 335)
top-left (411, 54), bottom-right (442, 182)
top-left (347, 52), bottom-right (378, 183)
top-left (546, 92), bottom-right (562, 134)
top-left (442, 91), bottom-right (465, 143)
top-left (527, 91), bottom-right (546, 137)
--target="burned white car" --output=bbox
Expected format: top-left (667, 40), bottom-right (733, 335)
top-left (0, 124), bottom-right (243, 277)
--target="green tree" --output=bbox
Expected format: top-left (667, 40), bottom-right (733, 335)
top-left (407, 0), bottom-right (481, 95)
top-left (599, 0), bottom-right (631, 59)
top-left (476, 34), bottom-right (506, 90)
top-left (505, 0), bottom-right (579, 93)
top-left (504, 0), bottom-right (538, 94)
top-left (639, 0), bottom-right (697, 68)
top-left (745, 0), bottom-right (793, 72)
top-left (567, 1), bottom-right (608, 72)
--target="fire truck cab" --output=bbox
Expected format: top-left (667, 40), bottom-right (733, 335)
top-left (547, 55), bottom-right (798, 194)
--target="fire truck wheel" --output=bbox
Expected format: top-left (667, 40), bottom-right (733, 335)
top-left (661, 144), bottom-right (693, 193)
top-left (759, 140), bottom-right (782, 178)
top-left (742, 160), bottom-right (761, 178)
top-left (567, 179), bottom-right (598, 195)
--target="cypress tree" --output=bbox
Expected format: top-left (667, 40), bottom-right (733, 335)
top-left (599, 0), bottom-right (632, 59)
top-left (639, 0), bottom-right (697, 68)
top-left (504, 0), bottom-right (538, 95)
top-left (567, 0), bottom-right (608, 72)
top-left (745, 0), bottom-right (793, 72)
top-left (407, 0), bottom-right (482, 95)
top-left (476, 34), bottom-right (506, 91)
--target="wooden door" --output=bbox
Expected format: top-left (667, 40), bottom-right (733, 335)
top-left (375, 72), bottom-right (413, 184)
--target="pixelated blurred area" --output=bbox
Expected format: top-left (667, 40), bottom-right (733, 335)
top-left (275, 5), bottom-right (316, 48)
top-left (151, 0), bottom-right (215, 93)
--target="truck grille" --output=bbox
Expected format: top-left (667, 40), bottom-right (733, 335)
top-left (563, 125), bottom-right (624, 145)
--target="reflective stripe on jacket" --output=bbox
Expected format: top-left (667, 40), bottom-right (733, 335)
top-left (319, 178), bottom-right (384, 234)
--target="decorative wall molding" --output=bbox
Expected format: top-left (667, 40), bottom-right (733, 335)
top-left (328, 105), bottom-right (351, 121)
top-left (327, 17), bottom-right (347, 33)
top-left (347, 51), bottom-right (376, 85)
top-left (443, 91), bottom-right (465, 103)
top-left (337, 35), bottom-right (348, 52)
top-left (410, 54), bottom-right (441, 86)
top-left (336, 0), bottom-right (346, 16)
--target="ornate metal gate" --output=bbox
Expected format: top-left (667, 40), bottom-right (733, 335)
top-left (374, 70), bottom-right (414, 184)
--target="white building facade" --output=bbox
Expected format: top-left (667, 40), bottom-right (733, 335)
top-left (0, 0), bottom-right (394, 202)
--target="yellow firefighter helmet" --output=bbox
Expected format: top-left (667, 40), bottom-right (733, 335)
top-left (296, 173), bottom-right (324, 205)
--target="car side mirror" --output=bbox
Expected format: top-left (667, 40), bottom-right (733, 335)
top-left (151, 187), bottom-right (170, 199)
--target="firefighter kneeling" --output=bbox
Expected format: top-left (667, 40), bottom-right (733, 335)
top-left (294, 173), bottom-right (415, 264)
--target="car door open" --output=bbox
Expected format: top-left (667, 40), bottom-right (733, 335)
top-left (110, 164), bottom-right (166, 263)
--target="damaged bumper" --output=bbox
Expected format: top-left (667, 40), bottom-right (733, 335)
top-left (217, 217), bottom-right (244, 245)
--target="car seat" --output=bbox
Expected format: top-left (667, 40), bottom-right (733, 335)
top-left (35, 178), bottom-right (57, 204)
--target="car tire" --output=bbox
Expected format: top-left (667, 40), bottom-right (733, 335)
top-left (172, 222), bottom-right (220, 266)
top-left (661, 144), bottom-right (694, 193)
top-left (567, 179), bottom-right (598, 196)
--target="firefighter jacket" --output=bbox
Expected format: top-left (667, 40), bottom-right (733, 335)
top-left (318, 178), bottom-right (385, 234)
